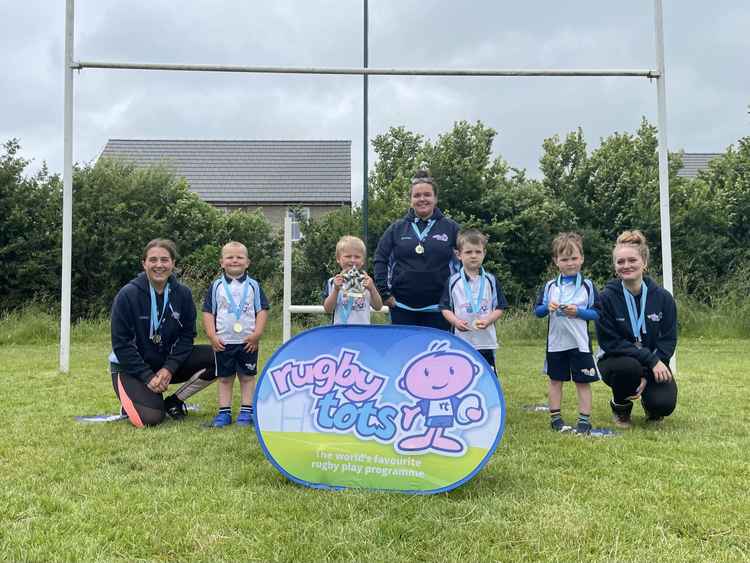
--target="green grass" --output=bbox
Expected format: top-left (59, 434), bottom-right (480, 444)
top-left (0, 318), bottom-right (748, 562)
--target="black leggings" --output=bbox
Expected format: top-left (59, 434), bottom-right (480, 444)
top-left (111, 345), bottom-right (216, 427)
top-left (598, 355), bottom-right (678, 418)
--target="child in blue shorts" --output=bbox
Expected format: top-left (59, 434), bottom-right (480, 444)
top-left (534, 232), bottom-right (599, 434)
top-left (203, 241), bottom-right (269, 427)
top-left (440, 229), bottom-right (507, 374)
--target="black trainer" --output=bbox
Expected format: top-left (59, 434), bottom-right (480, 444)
top-left (550, 418), bottom-right (567, 432)
top-left (610, 400), bottom-right (633, 429)
top-left (575, 420), bottom-right (592, 435)
top-left (643, 406), bottom-right (664, 424)
top-left (164, 395), bottom-right (187, 421)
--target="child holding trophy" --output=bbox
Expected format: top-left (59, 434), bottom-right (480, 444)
top-left (534, 232), bottom-right (599, 434)
top-left (203, 241), bottom-right (269, 427)
top-left (323, 236), bottom-right (383, 325)
top-left (440, 229), bottom-right (508, 374)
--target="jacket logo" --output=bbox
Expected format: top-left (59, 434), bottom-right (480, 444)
top-left (431, 233), bottom-right (449, 242)
top-left (400, 236), bottom-right (413, 240)
top-left (647, 312), bottom-right (662, 322)
top-left (615, 317), bottom-right (625, 322)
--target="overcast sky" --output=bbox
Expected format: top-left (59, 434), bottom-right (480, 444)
top-left (2, 1), bottom-right (748, 202)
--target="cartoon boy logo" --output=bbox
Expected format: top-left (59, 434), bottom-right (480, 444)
top-left (397, 340), bottom-right (485, 455)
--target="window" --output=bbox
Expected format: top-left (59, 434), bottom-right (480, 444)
top-left (287, 207), bottom-right (310, 242)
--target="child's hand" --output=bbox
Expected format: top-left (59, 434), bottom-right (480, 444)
top-left (243, 332), bottom-right (261, 353)
top-left (362, 272), bottom-right (371, 288)
top-left (473, 318), bottom-right (489, 330)
top-left (209, 335), bottom-right (225, 352)
top-left (562, 304), bottom-right (578, 318)
top-left (548, 301), bottom-right (560, 313)
top-left (453, 319), bottom-right (471, 332)
top-left (333, 274), bottom-right (345, 288)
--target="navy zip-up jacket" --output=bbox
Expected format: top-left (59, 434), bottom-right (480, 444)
top-left (373, 208), bottom-right (460, 309)
top-left (595, 276), bottom-right (677, 368)
top-left (110, 272), bottom-right (197, 383)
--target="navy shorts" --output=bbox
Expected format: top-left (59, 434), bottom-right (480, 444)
top-left (215, 343), bottom-right (259, 377)
top-left (545, 349), bottom-right (599, 383)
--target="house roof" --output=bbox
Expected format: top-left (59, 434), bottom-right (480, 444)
top-left (99, 139), bottom-right (352, 204)
top-left (677, 152), bottom-right (722, 179)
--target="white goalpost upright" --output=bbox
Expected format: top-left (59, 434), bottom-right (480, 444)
top-left (59, 0), bottom-right (674, 371)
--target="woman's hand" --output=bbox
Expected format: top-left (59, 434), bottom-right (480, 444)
top-left (147, 368), bottom-right (172, 393)
top-left (652, 360), bottom-right (672, 382)
top-left (627, 377), bottom-right (648, 400)
top-left (384, 296), bottom-right (396, 308)
top-left (547, 300), bottom-right (560, 313)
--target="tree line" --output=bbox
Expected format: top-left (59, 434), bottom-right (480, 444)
top-left (2, 119), bottom-right (749, 319)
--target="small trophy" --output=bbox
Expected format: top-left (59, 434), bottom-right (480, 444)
top-left (342, 266), bottom-right (366, 299)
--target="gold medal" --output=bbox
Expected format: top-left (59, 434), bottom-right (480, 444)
top-left (415, 244), bottom-right (424, 254)
top-left (151, 334), bottom-right (161, 344)
top-left (233, 322), bottom-right (243, 333)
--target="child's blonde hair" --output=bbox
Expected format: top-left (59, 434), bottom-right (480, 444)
top-left (221, 241), bottom-right (248, 258)
top-left (335, 235), bottom-right (366, 258)
top-left (457, 229), bottom-right (488, 251)
top-left (551, 232), bottom-right (584, 258)
top-left (613, 230), bottom-right (649, 265)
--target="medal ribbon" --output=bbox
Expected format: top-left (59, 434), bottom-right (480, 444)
top-left (149, 283), bottom-right (170, 340)
top-left (222, 277), bottom-right (250, 324)
top-left (556, 273), bottom-right (582, 305)
top-left (461, 267), bottom-right (486, 314)
top-left (622, 281), bottom-right (648, 342)
top-left (339, 295), bottom-right (355, 324)
top-left (411, 218), bottom-right (436, 247)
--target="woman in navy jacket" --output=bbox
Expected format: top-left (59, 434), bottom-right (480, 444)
top-left (110, 239), bottom-right (216, 427)
top-left (595, 230), bottom-right (678, 428)
top-left (374, 170), bottom-right (460, 331)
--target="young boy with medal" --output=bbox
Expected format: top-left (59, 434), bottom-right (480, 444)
top-left (595, 230), bottom-right (678, 429)
top-left (203, 241), bottom-right (269, 427)
top-left (534, 232), bottom-right (600, 434)
top-left (440, 229), bottom-right (508, 374)
top-left (323, 236), bottom-right (383, 324)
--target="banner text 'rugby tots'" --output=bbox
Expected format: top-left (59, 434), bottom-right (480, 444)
top-left (254, 325), bottom-right (505, 493)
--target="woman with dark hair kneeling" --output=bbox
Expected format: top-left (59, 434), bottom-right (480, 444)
top-left (373, 170), bottom-right (460, 331)
top-left (595, 230), bottom-right (678, 429)
top-left (109, 238), bottom-right (216, 427)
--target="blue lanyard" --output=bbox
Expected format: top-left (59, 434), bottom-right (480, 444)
top-left (411, 218), bottom-right (436, 243)
top-left (394, 301), bottom-right (440, 312)
top-left (222, 277), bottom-right (250, 321)
top-left (339, 295), bottom-right (355, 324)
top-left (149, 283), bottom-right (170, 338)
top-left (461, 267), bottom-right (486, 314)
top-left (556, 273), bottom-right (581, 305)
top-left (622, 281), bottom-right (648, 342)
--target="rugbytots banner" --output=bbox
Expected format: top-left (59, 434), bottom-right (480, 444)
top-left (254, 325), bottom-right (505, 493)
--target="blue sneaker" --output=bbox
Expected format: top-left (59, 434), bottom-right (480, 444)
top-left (210, 411), bottom-right (232, 428)
top-left (236, 411), bottom-right (254, 426)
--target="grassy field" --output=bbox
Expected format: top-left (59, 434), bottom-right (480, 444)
top-left (0, 315), bottom-right (748, 562)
